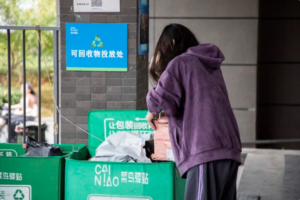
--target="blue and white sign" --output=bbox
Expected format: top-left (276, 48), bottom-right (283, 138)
top-left (66, 23), bottom-right (128, 71)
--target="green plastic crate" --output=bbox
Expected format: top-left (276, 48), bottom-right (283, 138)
top-left (65, 110), bottom-right (186, 200)
top-left (0, 143), bottom-right (86, 200)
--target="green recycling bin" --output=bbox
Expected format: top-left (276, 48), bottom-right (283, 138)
top-left (0, 143), bottom-right (86, 200)
top-left (65, 110), bottom-right (186, 200)
top-left (0, 143), bottom-right (25, 157)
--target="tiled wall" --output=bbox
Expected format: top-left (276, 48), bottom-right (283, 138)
top-left (149, 0), bottom-right (258, 145)
top-left (256, 1), bottom-right (300, 149)
top-left (58, 0), bottom-right (300, 148)
top-left (58, 0), bottom-right (148, 145)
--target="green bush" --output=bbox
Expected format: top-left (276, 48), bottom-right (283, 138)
top-left (0, 86), bottom-right (22, 107)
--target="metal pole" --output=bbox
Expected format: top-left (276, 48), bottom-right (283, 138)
top-left (37, 28), bottom-right (42, 142)
top-left (53, 30), bottom-right (59, 144)
top-left (56, 30), bottom-right (60, 143)
top-left (7, 29), bottom-right (11, 143)
top-left (22, 30), bottom-right (26, 144)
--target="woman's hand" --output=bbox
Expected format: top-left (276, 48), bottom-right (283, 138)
top-left (146, 111), bottom-right (159, 130)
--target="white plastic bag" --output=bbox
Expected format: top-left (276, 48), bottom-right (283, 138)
top-left (92, 132), bottom-right (151, 163)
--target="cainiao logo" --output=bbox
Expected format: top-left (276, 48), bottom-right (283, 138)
top-left (94, 164), bottom-right (119, 187)
top-left (70, 26), bottom-right (78, 34)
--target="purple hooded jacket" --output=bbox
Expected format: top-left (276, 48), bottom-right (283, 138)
top-left (147, 43), bottom-right (242, 178)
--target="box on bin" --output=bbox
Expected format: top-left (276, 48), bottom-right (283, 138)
top-left (65, 110), bottom-right (186, 200)
top-left (0, 143), bottom-right (86, 200)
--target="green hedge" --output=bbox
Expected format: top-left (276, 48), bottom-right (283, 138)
top-left (0, 87), bottom-right (22, 107)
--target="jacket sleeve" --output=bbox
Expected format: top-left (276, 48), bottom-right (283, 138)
top-left (147, 69), bottom-right (184, 116)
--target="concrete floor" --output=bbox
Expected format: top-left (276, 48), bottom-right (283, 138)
top-left (238, 148), bottom-right (300, 200)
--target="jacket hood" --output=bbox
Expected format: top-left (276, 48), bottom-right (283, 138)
top-left (186, 43), bottom-right (225, 69)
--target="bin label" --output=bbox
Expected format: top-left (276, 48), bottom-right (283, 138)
top-left (94, 164), bottom-right (149, 187)
top-left (0, 173), bottom-right (23, 181)
top-left (88, 194), bottom-right (152, 200)
top-left (104, 118), bottom-right (153, 139)
top-left (88, 110), bottom-right (154, 148)
top-left (0, 185), bottom-right (31, 200)
top-left (0, 149), bottom-right (18, 157)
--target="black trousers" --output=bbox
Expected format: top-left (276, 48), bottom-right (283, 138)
top-left (184, 159), bottom-right (240, 200)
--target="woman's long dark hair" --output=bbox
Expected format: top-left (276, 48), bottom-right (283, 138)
top-left (26, 82), bottom-right (36, 96)
top-left (26, 82), bottom-right (38, 105)
top-left (150, 24), bottom-right (199, 82)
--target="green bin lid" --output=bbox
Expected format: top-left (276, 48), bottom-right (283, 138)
top-left (88, 110), bottom-right (154, 148)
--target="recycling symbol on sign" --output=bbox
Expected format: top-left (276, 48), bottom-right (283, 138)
top-left (13, 189), bottom-right (24, 200)
top-left (91, 35), bottom-right (104, 47)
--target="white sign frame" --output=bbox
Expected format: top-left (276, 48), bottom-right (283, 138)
top-left (73, 0), bottom-right (120, 12)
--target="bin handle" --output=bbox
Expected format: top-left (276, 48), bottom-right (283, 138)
top-left (72, 146), bottom-right (80, 152)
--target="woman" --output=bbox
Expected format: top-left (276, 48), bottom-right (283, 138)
top-left (7, 82), bottom-right (38, 143)
top-left (146, 24), bottom-right (242, 200)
